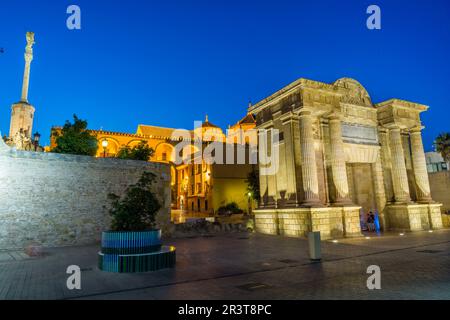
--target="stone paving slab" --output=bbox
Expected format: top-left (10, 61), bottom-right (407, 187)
top-left (0, 230), bottom-right (449, 300)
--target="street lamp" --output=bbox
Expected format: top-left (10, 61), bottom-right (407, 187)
top-left (102, 139), bottom-right (109, 158)
top-left (33, 132), bottom-right (41, 151)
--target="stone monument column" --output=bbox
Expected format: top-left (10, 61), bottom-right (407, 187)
top-left (410, 127), bottom-right (432, 202)
top-left (298, 110), bottom-right (321, 205)
top-left (388, 127), bottom-right (411, 203)
top-left (9, 32), bottom-right (36, 143)
top-left (328, 114), bottom-right (351, 204)
top-left (21, 32), bottom-right (34, 103)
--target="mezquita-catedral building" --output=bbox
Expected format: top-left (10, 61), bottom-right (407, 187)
top-left (250, 77), bottom-right (443, 239)
top-left (50, 114), bottom-right (257, 218)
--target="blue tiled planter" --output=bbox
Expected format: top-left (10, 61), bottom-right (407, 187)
top-left (98, 229), bottom-right (176, 273)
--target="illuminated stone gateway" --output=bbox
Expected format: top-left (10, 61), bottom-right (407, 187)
top-left (250, 77), bottom-right (443, 239)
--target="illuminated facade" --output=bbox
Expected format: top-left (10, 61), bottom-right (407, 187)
top-left (51, 114), bottom-right (256, 216)
top-left (250, 77), bottom-right (443, 239)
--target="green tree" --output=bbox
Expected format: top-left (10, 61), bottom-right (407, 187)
top-left (434, 133), bottom-right (450, 163)
top-left (245, 166), bottom-right (260, 202)
top-left (51, 115), bottom-right (98, 156)
top-left (116, 141), bottom-right (154, 161)
top-left (108, 172), bottom-right (161, 231)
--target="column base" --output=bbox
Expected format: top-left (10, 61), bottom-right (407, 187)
top-left (299, 200), bottom-right (324, 208)
top-left (416, 199), bottom-right (435, 204)
top-left (253, 205), bottom-right (362, 240)
top-left (386, 203), bottom-right (443, 231)
top-left (330, 200), bottom-right (355, 207)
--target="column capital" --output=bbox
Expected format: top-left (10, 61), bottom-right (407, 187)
top-left (297, 109), bottom-right (313, 117)
top-left (378, 127), bottom-right (389, 135)
top-left (389, 126), bottom-right (401, 133)
top-left (328, 112), bottom-right (343, 121)
top-left (410, 126), bottom-right (425, 134)
top-left (280, 111), bottom-right (298, 124)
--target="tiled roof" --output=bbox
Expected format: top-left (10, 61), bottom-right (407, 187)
top-left (136, 125), bottom-right (176, 138)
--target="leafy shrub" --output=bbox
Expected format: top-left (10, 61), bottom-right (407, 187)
top-left (51, 115), bottom-right (98, 156)
top-left (108, 172), bottom-right (161, 231)
top-left (217, 202), bottom-right (243, 216)
top-left (116, 141), bottom-right (154, 161)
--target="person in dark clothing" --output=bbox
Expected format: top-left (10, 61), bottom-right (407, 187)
top-left (367, 211), bottom-right (375, 232)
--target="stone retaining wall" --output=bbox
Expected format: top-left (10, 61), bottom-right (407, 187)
top-left (0, 139), bottom-right (171, 250)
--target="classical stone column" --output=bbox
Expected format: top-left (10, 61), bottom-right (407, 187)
top-left (258, 128), bottom-right (269, 207)
top-left (298, 110), bottom-right (321, 205)
top-left (410, 127), bottom-right (432, 202)
top-left (372, 153), bottom-right (387, 230)
top-left (266, 128), bottom-right (278, 207)
top-left (282, 115), bottom-right (299, 206)
top-left (328, 115), bottom-right (351, 204)
top-left (389, 128), bottom-right (411, 203)
top-left (379, 129), bottom-right (394, 202)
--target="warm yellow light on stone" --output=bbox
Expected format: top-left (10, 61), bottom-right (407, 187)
top-left (250, 77), bottom-right (443, 240)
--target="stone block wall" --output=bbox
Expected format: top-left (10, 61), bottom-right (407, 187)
top-left (429, 171), bottom-right (450, 227)
top-left (386, 203), bottom-right (443, 232)
top-left (254, 206), bottom-right (362, 240)
top-left (254, 210), bottom-right (279, 235)
top-left (278, 210), bottom-right (310, 237)
top-left (0, 141), bottom-right (171, 250)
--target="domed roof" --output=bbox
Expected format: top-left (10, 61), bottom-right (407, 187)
top-left (202, 115), bottom-right (220, 129)
top-left (333, 78), bottom-right (373, 107)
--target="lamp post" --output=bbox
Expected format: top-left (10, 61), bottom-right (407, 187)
top-left (33, 132), bottom-right (40, 151)
top-left (102, 139), bottom-right (108, 158)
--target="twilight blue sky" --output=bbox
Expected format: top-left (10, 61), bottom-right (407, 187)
top-left (1, 0), bottom-right (449, 149)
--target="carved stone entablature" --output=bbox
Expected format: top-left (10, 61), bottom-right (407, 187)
top-left (279, 92), bottom-right (302, 114)
top-left (342, 122), bottom-right (379, 145)
top-left (256, 108), bottom-right (274, 126)
top-left (342, 104), bottom-right (377, 126)
top-left (301, 88), bottom-right (339, 110)
top-left (248, 78), bottom-right (340, 115)
top-left (376, 99), bottom-right (426, 129)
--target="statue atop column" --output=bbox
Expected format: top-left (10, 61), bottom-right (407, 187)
top-left (22, 31), bottom-right (35, 103)
top-left (7, 32), bottom-right (37, 150)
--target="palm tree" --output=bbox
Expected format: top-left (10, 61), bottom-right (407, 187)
top-left (434, 133), bottom-right (450, 163)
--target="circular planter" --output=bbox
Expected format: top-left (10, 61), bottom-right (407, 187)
top-left (98, 229), bottom-right (176, 273)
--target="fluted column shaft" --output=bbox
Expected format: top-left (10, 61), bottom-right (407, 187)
top-left (372, 154), bottom-right (387, 230)
top-left (282, 116), bottom-right (299, 205)
top-left (389, 128), bottom-right (411, 203)
top-left (299, 111), bottom-right (320, 204)
top-left (258, 128), bottom-right (269, 207)
top-left (329, 116), bottom-right (351, 203)
top-left (378, 129), bottom-right (394, 202)
top-left (410, 127), bottom-right (432, 202)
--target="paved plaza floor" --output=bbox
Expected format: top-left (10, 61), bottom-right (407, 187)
top-left (0, 229), bottom-right (449, 300)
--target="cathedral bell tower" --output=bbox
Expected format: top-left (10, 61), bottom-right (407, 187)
top-left (9, 32), bottom-right (36, 145)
